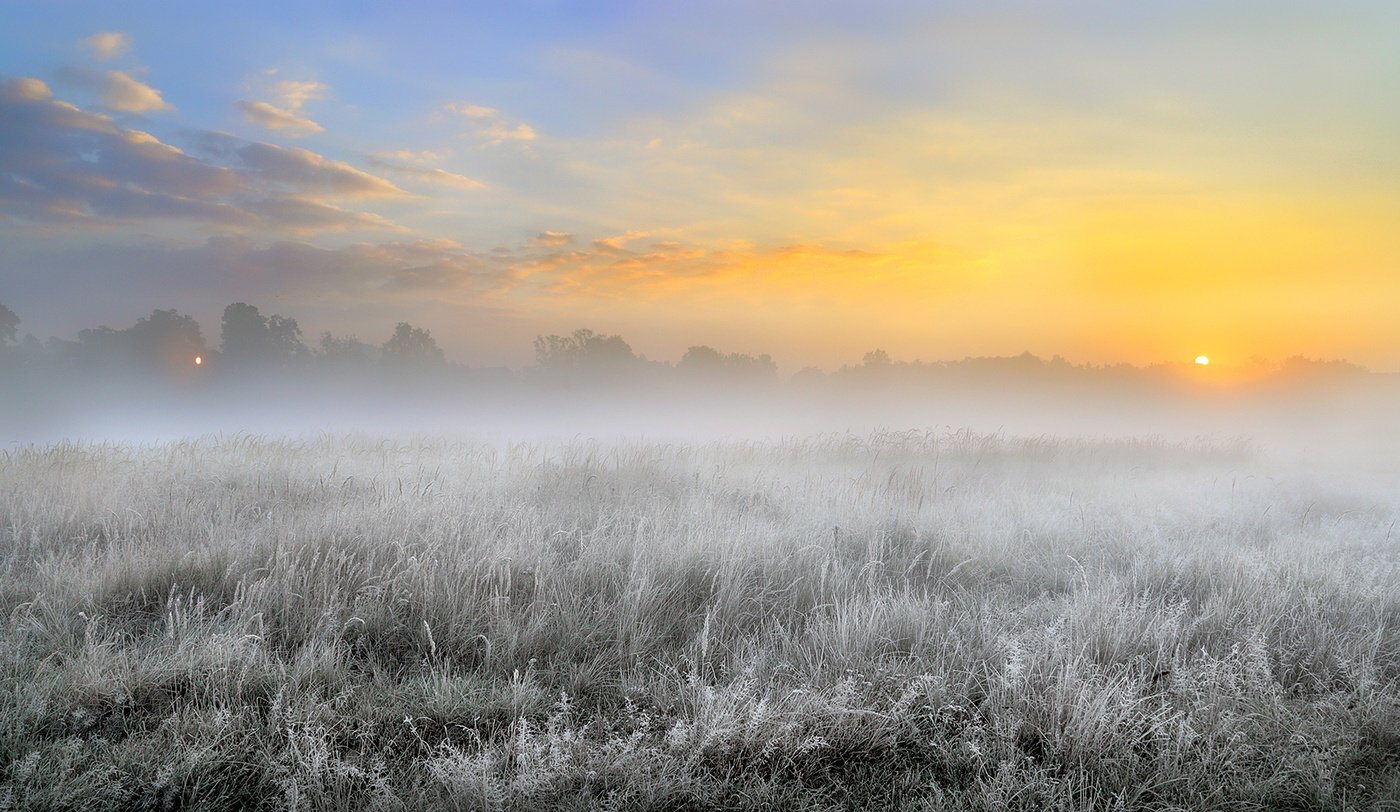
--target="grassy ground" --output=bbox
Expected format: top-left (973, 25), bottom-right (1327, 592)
top-left (1, 431), bottom-right (1398, 810)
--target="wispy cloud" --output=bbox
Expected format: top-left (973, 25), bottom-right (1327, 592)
top-left (593, 231), bottom-right (648, 252)
top-left (374, 149), bottom-right (444, 165)
top-left (444, 102), bottom-right (497, 119)
top-left (236, 101), bottom-right (323, 135)
top-left (365, 154), bottom-right (485, 191)
top-left (237, 78), bottom-right (327, 136)
top-left (533, 230), bottom-right (574, 247)
top-left (194, 133), bottom-right (406, 198)
top-left (56, 66), bottom-right (172, 113)
top-left (479, 120), bottom-right (536, 144)
top-left (83, 32), bottom-right (130, 61)
top-left (244, 198), bottom-right (404, 234)
top-left (446, 100), bottom-right (537, 145)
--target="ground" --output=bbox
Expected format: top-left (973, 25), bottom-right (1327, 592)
top-left (1, 431), bottom-right (1398, 810)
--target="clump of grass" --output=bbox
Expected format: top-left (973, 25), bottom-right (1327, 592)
top-left (1, 431), bottom-right (1398, 809)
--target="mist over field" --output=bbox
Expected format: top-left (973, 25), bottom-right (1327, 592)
top-left (4, 300), bottom-right (1399, 459)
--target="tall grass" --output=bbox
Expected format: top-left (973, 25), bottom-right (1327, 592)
top-left (1, 431), bottom-right (1397, 810)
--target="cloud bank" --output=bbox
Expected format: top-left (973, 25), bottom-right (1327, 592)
top-left (0, 76), bottom-right (401, 232)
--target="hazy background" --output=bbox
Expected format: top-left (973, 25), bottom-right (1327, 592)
top-left (4, 300), bottom-right (1398, 475)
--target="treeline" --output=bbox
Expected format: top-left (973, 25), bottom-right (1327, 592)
top-left (0, 302), bottom-right (447, 377)
top-left (0, 300), bottom-right (1379, 390)
top-left (0, 302), bottom-right (787, 386)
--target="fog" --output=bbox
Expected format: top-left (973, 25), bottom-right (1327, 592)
top-left (6, 357), bottom-right (1399, 479)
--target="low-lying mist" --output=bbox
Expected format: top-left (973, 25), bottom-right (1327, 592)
top-left (6, 362), bottom-right (1400, 477)
top-left (6, 304), bottom-right (1396, 465)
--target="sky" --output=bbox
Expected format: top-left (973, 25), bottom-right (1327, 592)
top-left (2, 0), bottom-right (1398, 371)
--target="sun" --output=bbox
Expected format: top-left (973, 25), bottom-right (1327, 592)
top-left (1194, 355), bottom-right (1210, 366)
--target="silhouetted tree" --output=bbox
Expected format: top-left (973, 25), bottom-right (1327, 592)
top-left (862, 349), bottom-right (892, 367)
top-left (221, 302), bottom-right (269, 366)
top-left (127, 309), bottom-right (208, 371)
top-left (64, 309), bottom-right (207, 373)
top-left (268, 314), bottom-right (308, 362)
top-left (678, 345), bottom-right (777, 382)
top-left (75, 325), bottom-right (123, 367)
top-left (1273, 355), bottom-right (1366, 382)
top-left (221, 302), bottom-right (307, 368)
top-left (318, 332), bottom-right (377, 368)
top-left (0, 302), bottom-right (18, 345)
top-left (677, 345), bottom-right (725, 374)
top-left (534, 329), bottom-right (636, 375)
top-left (382, 322), bottom-right (444, 368)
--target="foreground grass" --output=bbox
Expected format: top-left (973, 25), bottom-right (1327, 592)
top-left (1, 431), bottom-right (1398, 810)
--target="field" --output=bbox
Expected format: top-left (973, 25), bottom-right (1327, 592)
top-left (2, 431), bottom-right (1398, 810)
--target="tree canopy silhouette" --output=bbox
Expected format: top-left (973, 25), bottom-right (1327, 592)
top-left (319, 332), bottom-right (378, 369)
top-left (52, 308), bottom-right (209, 373)
top-left (534, 329), bottom-right (637, 378)
top-left (0, 302), bottom-right (18, 346)
top-left (382, 322), bottom-right (444, 368)
top-left (220, 302), bottom-right (307, 369)
top-left (677, 345), bottom-right (777, 381)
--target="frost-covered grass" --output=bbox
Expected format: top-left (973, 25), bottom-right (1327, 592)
top-left (1, 431), bottom-right (1398, 810)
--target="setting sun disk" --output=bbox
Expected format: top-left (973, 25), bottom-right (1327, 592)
top-left (1194, 355), bottom-right (1210, 366)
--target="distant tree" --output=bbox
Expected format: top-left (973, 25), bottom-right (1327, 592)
top-left (678, 345), bottom-right (725, 374)
top-left (382, 322), bottom-right (444, 368)
top-left (1274, 355), bottom-right (1366, 381)
top-left (267, 314), bottom-right (308, 362)
top-left (67, 309), bottom-right (207, 372)
top-left (831, 348), bottom-right (905, 383)
top-left (724, 352), bottom-right (777, 380)
top-left (127, 309), bottom-right (208, 370)
top-left (221, 302), bottom-right (307, 368)
top-left (318, 331), bottom-right (377, 367)
top-left (862, 349), bottom-right (892, 367)
top-left (0, 302), bottom-right (18, 345)
top-left (534, 328), bottom-right (636, 375)
top-left (221, 302), bottom-right (270, 365)
top-left (678, 345), bottom-right (777, 382)
top-left (76, 325), bottom-right (123, 367)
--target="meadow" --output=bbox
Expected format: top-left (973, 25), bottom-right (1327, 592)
top-left (1, 431), bottom-right (1398, 810)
